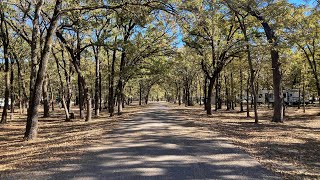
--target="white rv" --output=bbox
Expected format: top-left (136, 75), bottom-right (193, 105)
top-left (283, 89), bottom-right (309, 105)
top-left (257, 89), bottom-right (274, 104)
top-left (0, 98), bottom-right (11, 108)
top-left (256, 89), bottom-right (309, 105)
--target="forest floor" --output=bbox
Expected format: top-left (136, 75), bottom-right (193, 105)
top-left (0, 103), bottom-right (145, 177)
top-left (1, 102), bottom-right (278, 180)
top-left (167, 103), bottom-right (320, 179)
top-left (0, 102), bottom-right (319, 179)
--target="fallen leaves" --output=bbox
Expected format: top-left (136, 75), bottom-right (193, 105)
top-left (168, 103), bottom-right (320, 179)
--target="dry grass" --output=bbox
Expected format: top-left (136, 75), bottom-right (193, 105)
top-left (168, 103), bottom-right (320, 180)
top-left (0, 103), bottom-right (145, 177)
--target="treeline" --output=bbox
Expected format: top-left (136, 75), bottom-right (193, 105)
top-left (0, 0), bottom-right (319, 140)
top-left (162, 0), bottom-right (319, 123)
top-left (0, 0), bottom-right (176, 140)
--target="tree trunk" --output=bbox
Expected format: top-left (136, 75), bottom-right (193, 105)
top-left (53, 49), bottom-right (70, 121)
top-left (85, 91), bottom-right (91, 121)
top-left (236, 13), bottom-right (258, 122)
top-left (246, 76), bottom-right (250, 117)
top-left (139, 82), bottom-right (142, 105)
top-left (247, 8), bottom-right (283, 122)
top-left (240, 68), bottom-right (244, 112)
top-left (204, 76), bottom-right (208, 111)
top-left (231, 72), bottom-right (235, 110)
top-left (215, 74), bottom-right (219, 111)
top-left (10, 59), bottom-right (14, 120)
top-left (302, 74), bottom-right (306, 113)
top-left (270, 49), bottom-right (283, 122)
top-left (178, 86), bottom-right (181, 105)
top-left (247, 43), bottom-right (258, 123)
top-left (0, 9), bottom-right (10, 123)
top-left (99, 71), bottom-right (102, 111)
top-left (117, 81), bottom-right (123, 115)
top-left (94, 46), bottom-right (100, 117)
top-left (108, 40), bottom-right (116, 116)
top-left (25, 0), bottom-right (62, 140)
top-left (42, 75), bottom-right (50, 117)
top-left (206, 78), bottom-right (215, 115)
top-left (298, 87), bottom-right (301, 109)
top-left (225, 74), bottom-right (230, 111)
top-left (28, 0), bottom-right (43, 105)
top-left (199, 79), bottom-right (202, 106)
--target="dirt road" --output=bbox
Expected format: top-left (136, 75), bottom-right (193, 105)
top-left (5, 103), bottom-right (279, 179)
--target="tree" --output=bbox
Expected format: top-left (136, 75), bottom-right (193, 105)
top-left (0, 2), bottom-right (10, 124)
top-left (181, 1), bottom-right (242, 114)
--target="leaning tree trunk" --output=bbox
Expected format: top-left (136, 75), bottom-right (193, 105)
top-left (25, 0), bottom-right (62, 140)
top-left (247, 8), bottom-right (283, 122)
top-left (53, 49), bottom-right (70, 121)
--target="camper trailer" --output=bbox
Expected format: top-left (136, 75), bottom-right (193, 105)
top-left (0, 98), bottom-right (11, 108)
top-left (257, 89), bottom-right (274, 104)
top-left (256, 89), bottom-right (309, 105)
top-left (283, 89), bottom-right (309, 105)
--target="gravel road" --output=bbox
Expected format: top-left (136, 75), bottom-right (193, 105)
top-left (5, 103), bottom-right (280, 180)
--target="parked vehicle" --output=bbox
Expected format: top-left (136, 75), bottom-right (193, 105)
top-left (0, 98), bottom-right (11, 108)
top-left (283, 89), bottom-right (309, 105)
top-left (256, 89), bottom-right (309, 105)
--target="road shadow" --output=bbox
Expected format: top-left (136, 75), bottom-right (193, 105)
top-left (4, 105), bottom-right (279, 180)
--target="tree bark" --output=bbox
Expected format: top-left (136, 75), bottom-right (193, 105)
top-left (0, 9), bottom-right (10, 123)
top-left (53, 50), bottom-right (70, 121)
top-left (108, 39), bottom-right (117, 116)
top-left (85, 92), bottom-right (91, 121)
top-left (42, 75), bottom-right (50, 117)
top-left (10, 58), bottom-right (14, 120)
top-left (236, 13), bottom-right (258, 123)
top-left (247, 8), bottom-right (283, 122)
top-left (139, 82), bottom-right (142, 105)
top-left (240, 68), bottom-right (244, 112)
top-left (204, 76), bottom-right (208, 111)
top-left (206, 78), bottom-right (215, 115)
top-left (93, 45), bottom-right (100, 117)
top-left (25, 0), bottom-right (62, 140)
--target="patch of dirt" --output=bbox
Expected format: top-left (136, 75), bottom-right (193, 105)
top-left (168, 103), bottom-right (320, 180)
top-left (0, 104), bottom-right (144, 177)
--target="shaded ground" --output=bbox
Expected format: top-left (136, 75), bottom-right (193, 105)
top-left (167, 103), bottom-right (320, 179)
top-left (0, 104), bottom-right (143, 178)
top-left (1, 103), bottom-right (278, 179)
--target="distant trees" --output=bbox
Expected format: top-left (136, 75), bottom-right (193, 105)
top-left (0, 0), bottom-right (176, 140)
top-left (0, 0), bottom-right (319, 140)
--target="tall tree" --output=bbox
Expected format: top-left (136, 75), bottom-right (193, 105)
top-left (0, 3), bottom-right (10, 123)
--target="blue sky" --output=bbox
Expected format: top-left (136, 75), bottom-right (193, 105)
top-left (288, 0), bottom-right (315, 6)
